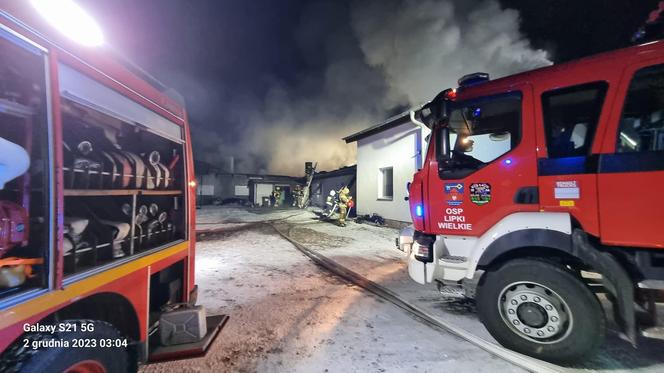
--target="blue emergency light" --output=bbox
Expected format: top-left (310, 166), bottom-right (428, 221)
top-left (458, 72), bottom-right (490, 87)
top-left (415, 205), bottom-right (424, 217)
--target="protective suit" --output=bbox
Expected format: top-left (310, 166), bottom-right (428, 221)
top-left (338, 187), bottom-right (351, 227)
top-left (272, 187), bottom-right (281, 207)
top-left (292, 185), bottom-right (302, 207)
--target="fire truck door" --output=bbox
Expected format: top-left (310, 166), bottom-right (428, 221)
top-left (426, 88), bottom-right (539, 237)
top-left (537, 82), bottom-right (609, 237)
top-left (598, 62), bottom-right (664, 248)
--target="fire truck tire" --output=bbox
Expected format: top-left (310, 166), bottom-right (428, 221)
top-left (0, 319), bottom-right (134, 373)
top-left (476, 258), bottom-right (605, 364)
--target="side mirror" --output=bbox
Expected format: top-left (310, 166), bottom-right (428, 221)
top-left (436, 126), bottom-right (452, 161)
top-left (414, 89), bottom-right (450, 128)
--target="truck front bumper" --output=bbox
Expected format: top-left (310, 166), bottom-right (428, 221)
top-left (397, 226), bottom-right (434, 284)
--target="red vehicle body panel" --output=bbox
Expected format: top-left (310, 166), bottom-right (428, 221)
top-left (416, 39), bottom-right (664, 250)
top-left (596, 57), bottom-right (664, 248)
top-left (0, 3), bottom-right (197, 352)
top-left (0, 4), bottom-right (185, 122)
top-left (424, 82), bottom-right (539, 237)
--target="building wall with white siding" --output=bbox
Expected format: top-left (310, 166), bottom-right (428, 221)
top-left (355, 123), bottom-right (430, 222)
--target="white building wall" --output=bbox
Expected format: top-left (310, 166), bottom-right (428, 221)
top-left (254, 183), bottom-right (274, 205)
top-left (356, 123), bottom-right (430, 222)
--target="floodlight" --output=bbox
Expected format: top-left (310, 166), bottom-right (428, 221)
top-left (31, 0), bottom-right (104, 47)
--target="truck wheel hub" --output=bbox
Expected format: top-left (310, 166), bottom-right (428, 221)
top-left (517, 303), bottom-right (547, 328)
top-left (499, 282), bottom-right (572, 343)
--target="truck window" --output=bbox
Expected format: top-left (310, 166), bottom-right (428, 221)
top-left (0, 31), bottom-right (50, 299)
top-left (617, 64), bottom-right (664, 152)
top-left (438, 94), bottom-right (521, 171)
top-left (542, 82), bottom-right (607, 158)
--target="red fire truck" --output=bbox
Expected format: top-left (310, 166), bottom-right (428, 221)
top-left (0, 2), bottom-right (223, 372)
top-left (399, 16), bottom-right (664, 365)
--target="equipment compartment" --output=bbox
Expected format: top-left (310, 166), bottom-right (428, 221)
top-left (63, 195), bottom-right (133, 274)
top-left (61, 96), bottom-right (186, 277)
top-left (133, 195), bottom-right (184, 253)
top-left (0, 32), bottom-right (50, 299)
top-left (61, 99), bottom-right (183, 192)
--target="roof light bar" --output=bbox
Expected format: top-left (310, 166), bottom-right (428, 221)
top-left (458, 72), bottom-right (490, 87)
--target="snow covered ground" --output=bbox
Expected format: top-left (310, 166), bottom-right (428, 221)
top-left (143, 207), bottom-right (521, 373)
top-left (145, 206), bottom-right (664, 373)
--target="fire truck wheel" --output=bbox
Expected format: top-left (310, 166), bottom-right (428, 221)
top-left (1, 320), bottom-right (134, 373)
top-left (476, 258), bottom-right (605, 364)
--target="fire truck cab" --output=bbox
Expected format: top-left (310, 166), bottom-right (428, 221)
top-left (400, 38), bottom-right (664, 363)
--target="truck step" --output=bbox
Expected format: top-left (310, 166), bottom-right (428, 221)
top-left (436, 282), bottom-right (466, 298)
top-left (440, 255), bottom-right (467, 264)
top-left (638, 280), bottom-right (664, 290)
top-left (641, 326), bottom-right (664, 340)
top-left (148, 314), bottom-right (229, 363)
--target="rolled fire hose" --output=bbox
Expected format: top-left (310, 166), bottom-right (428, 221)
top-left (100, 150), bottom-right (118, 187)
top-left (74, 141), bottom-right (103, 189)
top-left (64, 217), bottom-right (89, 236)
top-left (145, 211), bottom-right (167, 245)
top-left (63, 235), bottom-right (74, 256)
top-left (63, 217), bottom-right (89, 259)
top-left (144, 151), bottom-right (162, 190)
top-left (158, 163), bottom-right (171, 188)
top-left (100, 219), bottom-right (130, 258)
top-left (134, 205), bottom-right (149, 247)
top-left (123, 151), bottom-right (146, 189)
top-left (110, 151), bottom-right (132, 188)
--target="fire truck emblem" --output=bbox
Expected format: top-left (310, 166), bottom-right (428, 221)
top-left (444, 183), bottom-right (464, 206)
top-left (470, 183), bottom-right (491, 205)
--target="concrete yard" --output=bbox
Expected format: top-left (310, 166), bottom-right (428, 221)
top-left (143, 206), bottom-right (664, 373)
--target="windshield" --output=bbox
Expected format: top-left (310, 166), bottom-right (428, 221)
top-left (437, 94), bottom-right (521, 170)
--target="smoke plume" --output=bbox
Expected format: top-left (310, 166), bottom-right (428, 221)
top-left (192, 0), bottom-right (551, 175)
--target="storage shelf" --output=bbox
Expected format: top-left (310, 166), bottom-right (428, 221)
top-left (64, 189), bottom-right (182, 197)
top-left (64, 229), bottom-right (175, 257)
top-left (0, 98), bottom-right (35, 117)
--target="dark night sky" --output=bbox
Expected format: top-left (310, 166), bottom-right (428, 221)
top-left (76, 0), bottom-right (661, 174)
top-left (78, 0), bottom-right (308, 129)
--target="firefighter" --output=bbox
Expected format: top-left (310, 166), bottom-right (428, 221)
top-left (338, 186), bottom-right (351, 227)
top-left (272, 187), bottom-right (281, 207)
top-left (292, 185), bottom-right (302, 207)
top-left (452, 136), bottom-right (482, 167)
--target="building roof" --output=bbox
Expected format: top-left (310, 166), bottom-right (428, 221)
top-left (312, 165), bottom-right (356, 180)
top-left (248, 175), bottom-right (305, 184)
top-left (194, 160), bottom-right (305, 180)
top-left (343, 110), bottom-right (413, 143)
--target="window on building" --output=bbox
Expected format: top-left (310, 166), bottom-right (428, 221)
top-left (378, 167), bottom-right (393, 200)
top-left (617, 64), bottom-right (664, 153)
top-left (542, 82), bottom-right (607, 158)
